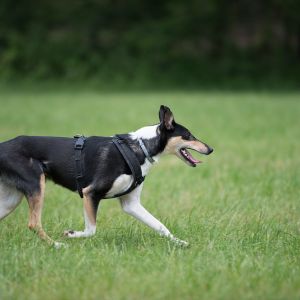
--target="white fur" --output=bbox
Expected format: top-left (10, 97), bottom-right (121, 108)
top-left (105, 174), bottom-right (134, 198)
top-left (130, 124), bottom-right (159, 140)
top-left (130, 124), bottom-right (162, 171)
top-left (105, 125), bottom-right (162, 198)
top-left (65, 208), bottom-right (96, 238)
top-left (120, 184), bottom-right (188, 246)
top-left (54, 242), bottom-right (67, 249)
top-left (104, 161), bottom-right (155, 199)
top-left (0, 180), bottom-right (23, 220)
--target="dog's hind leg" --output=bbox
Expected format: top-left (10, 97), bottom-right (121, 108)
top-left (0, 181), bottom-right (23, 220)
top-left (26, 174), bottom-right (63, 248)
top-left (120, 184), bottom-right (188, 246)
top-left (64, 190), bottom-right (100, 238)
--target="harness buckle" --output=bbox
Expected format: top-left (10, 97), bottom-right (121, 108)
top-left (75, 142), bottom-right (84, 150)
top-left (74, 135), bottom-right (85, 150)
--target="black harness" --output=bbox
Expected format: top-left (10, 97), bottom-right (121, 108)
top-left (112, 135), bottom-right (145, 197)
top-left (74, 135), bottom-right (86, 198)
top-left (74, 134), bottom-right (147, 198)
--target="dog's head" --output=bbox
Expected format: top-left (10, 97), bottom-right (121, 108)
top-left (159, 105), bottom-right (213, 167)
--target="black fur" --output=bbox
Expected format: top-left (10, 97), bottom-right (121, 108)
top-left (0, 135), bottom-right (146, 199)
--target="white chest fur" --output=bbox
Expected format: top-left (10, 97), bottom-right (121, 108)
top-left (104, 158), bottom-right (157, 198)
top-left (104, 174), bottom-right (133, 198)
top-left (105, 124), bottom-right (161, 198)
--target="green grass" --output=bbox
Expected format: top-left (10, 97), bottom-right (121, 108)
top-left (0, 89), bottom-right (300, 300)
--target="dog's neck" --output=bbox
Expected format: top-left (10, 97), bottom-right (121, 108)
top-left (129, 124), bottom-right (167, 175)
top-left (130, 124), bottom-right (159, 140)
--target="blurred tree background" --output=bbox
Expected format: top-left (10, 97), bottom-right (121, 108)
top-left (0, 0), bottom-right (299, 88)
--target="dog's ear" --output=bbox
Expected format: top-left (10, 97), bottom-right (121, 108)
top-left (159, 105), bottom-right (175, 130)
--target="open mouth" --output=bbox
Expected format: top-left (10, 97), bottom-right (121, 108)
top-left (179, 148), bottom-right (202, 167)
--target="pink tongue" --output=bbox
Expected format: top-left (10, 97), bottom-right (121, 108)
top-left (185, 149), bottom-right (201, 164)
top-left (189, 156), bottom-right (200, 164)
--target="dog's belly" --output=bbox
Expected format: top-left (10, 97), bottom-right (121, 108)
top-left (104, 174), bottom-right (133, 198)
top-left (0, 179), bottom-right (23, 219)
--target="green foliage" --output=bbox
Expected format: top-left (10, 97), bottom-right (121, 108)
top-left (0, 0), bottom-right (299, 86)
top-left (0, 89), bottom-right (300, 299)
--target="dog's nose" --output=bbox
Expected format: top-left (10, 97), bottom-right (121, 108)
top-left (207, 147), bottom-right (214, 155)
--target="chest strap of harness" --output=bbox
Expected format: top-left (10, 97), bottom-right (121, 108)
top-left (112, 135), bottom-right (145, 197)
top-left (74, 134), bottom-right (145, 199)
top-left (74, 134), bottom-right (86, 198)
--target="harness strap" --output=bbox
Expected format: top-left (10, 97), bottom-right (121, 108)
top-left (112, 135), bottom-right (144, 197)
top-left (74, 135), bottom-right (86, 198)
top-left (138, 138), bottom-right (155, 164)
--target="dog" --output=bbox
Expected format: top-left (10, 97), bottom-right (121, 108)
top-left (0, 105), bottom-right (213, 247)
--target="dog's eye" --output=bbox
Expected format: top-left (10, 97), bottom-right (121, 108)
top-left (183, 133), bottom-right (192, 140)
top-left (188, 134), bottom-right (196, 140)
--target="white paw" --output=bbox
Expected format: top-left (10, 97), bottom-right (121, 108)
top-left (54, 242), bottom-right (67, 249)
top-left (171, 237), bottom-right (189, 247)
top-left (64, 230), bottom-right (78, 238)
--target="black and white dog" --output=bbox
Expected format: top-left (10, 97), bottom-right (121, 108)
top-left (0, 105), bottom-right (213, 247)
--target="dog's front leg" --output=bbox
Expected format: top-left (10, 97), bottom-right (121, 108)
top-left (119, 184), bottom-right (188, 246)
top-left (64, 192), bottom-right (99, 238)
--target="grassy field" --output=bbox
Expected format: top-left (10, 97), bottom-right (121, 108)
top-left (0, 89), bottom-right (299, 300)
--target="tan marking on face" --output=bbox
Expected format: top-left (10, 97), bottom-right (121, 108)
top-left (185, 140), bottom-right (209, 154)
top-left (164, 137), bottom-right (185, 154)
top-left (165, 137), bottom-right (209, 154)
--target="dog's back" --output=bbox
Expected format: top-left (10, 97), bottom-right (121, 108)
top-left (0, 135), bottom-right (132, 195)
